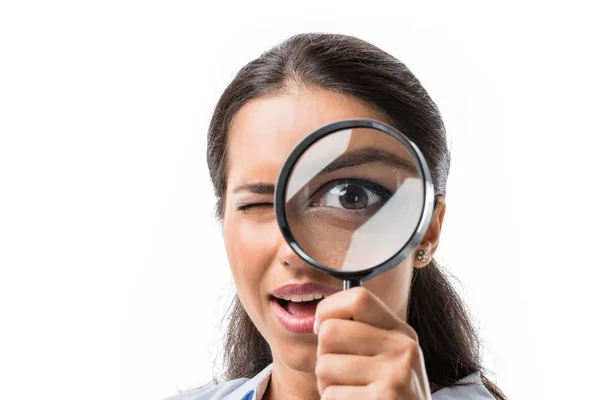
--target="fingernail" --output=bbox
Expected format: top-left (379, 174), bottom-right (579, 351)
top-left (313, 319), bottom-right (320, 334)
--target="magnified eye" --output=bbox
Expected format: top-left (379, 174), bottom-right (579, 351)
top-left (311, 180), bottom-right (390, 211)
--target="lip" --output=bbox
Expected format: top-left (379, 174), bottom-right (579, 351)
top-left (270, 282), bottom-right (340, 299)
top-left (270, 282), bottom-right (340, 334)
top-left (271, 298), bottom-right (316, 334)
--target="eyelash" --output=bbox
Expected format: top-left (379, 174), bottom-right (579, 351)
top-left (236, 202), bottom-right (273, 211)
top-left (311, 178), bottom-right (391, 201)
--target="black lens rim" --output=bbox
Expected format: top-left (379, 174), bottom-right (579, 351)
top-left (274, 118), bottom-right (435, 281)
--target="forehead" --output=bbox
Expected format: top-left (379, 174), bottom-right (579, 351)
top-left (227, 88), bottom-right (390, 188)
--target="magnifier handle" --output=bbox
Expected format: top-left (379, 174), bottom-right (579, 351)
top-left (343, 279), bottom-right (363, 290)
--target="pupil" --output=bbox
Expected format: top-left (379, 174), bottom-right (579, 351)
top-left (340, 184), bottom-right (368, 209)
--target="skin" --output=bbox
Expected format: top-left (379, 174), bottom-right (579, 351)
top-left (222, 86), bottom-right (446, 400)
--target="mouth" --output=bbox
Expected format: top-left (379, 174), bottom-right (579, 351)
top-left (272, 294), bottom-right (325, 315)
top-left (269, 283), bottom-right (338, 334)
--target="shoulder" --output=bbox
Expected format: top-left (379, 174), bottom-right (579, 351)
top-left (166, 364), bottom-right (273, 400)
top-left (432, 372), bottom-right (497, 400)
top-left (165, 378), bottom-right (249, 400)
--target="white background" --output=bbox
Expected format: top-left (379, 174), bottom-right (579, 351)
top-left (1, 1), bottom-right (598, 399)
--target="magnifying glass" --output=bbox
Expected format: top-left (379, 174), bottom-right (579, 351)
top-left (274, 118), bottom-right (435, 290)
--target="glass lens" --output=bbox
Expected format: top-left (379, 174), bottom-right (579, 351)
top-left (285, 127), bottom-right (425, 272)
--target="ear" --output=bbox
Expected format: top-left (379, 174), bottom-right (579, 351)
top-left (414, 196), bottom-right (446, 268)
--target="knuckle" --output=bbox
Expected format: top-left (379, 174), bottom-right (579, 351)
top-left (385, 344), bottom-right (422, 389)
top-left (314, 299), bottom-right (327, 319)
top-left (397, 368), bottom-right (412, 386)
top-left (390, 352), bottom-right (421, 389)
top-left (389, 333), bottom-right (420, 359)
top-left (381, 363), bottom-right (405, 387)
top-left (318, 319), bottom-right (338, 343)
top-left (387, 331), bottom-right (419, 359)
top-left (314, 354), bottom-right (333, 379)
top-left (406, 339), bottom-right (422, 360)
top-left (350, 287), bottom-right (371, 313)
top-left (404, 324), bottom-right (419, 341)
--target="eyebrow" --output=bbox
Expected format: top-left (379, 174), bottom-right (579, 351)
top-left (320, 147), bottom-right (419, 174)
top-left (233, 182), bottom-right (275, 194)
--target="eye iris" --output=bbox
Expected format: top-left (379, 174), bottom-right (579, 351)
top-left (339, 184), bottom-right (368, 209)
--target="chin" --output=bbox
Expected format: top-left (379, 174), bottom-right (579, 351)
top-left (274, 337), bottom-right (318, 373)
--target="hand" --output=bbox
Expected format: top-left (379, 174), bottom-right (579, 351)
top-left (314, 287), bottom-right (432, 400)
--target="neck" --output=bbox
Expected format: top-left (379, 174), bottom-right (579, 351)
top-left (263, 356), bottom-right (320, 400)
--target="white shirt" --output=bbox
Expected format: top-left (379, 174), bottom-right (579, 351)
top-left (167, 363), bottom-right (497, 400)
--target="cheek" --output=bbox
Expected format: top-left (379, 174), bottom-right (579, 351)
top-left (365, 259), bottom-right (414, 319)
top-left (222, 213), bottom-right (279, 306)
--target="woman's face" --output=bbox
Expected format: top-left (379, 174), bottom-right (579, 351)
top-left (222, 87), bottom-right (439, 372)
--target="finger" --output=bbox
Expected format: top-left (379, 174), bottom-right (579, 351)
top-left (315, 354), bottom-right (375, 392)
top-left (317, 319), bottom-right (390, 356)
top-left (315, 286), bottom-right (399, 330)
top-left (320, 385), bottom-right (373, 400)
top-left (315, 287), bottom-right (417, 339)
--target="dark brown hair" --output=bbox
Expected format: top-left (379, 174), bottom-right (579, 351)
top-left (206, 32), bottom-right (506, 399)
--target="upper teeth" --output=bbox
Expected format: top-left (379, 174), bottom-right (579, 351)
top-left (283, 294), bottom-right (324, 302)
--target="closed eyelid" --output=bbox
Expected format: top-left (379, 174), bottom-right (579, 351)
top-left (234, 195), bottom-right (274, 211)
top-left (232, 183), bottom-right (274, 207)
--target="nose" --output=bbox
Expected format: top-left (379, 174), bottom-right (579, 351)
top-left (277, 238), bottom-right (312, 271)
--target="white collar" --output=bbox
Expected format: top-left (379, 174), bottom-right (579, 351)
top-left (223, 364), bottom-right (272, 400)
top-left (224, 363), bottom-right (495, 400)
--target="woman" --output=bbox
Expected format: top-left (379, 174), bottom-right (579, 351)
top-left (170, 33), bottom-right (506, 400)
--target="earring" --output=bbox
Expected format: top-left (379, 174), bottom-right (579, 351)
top-left (417, 249), bottom-right (428, 262)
